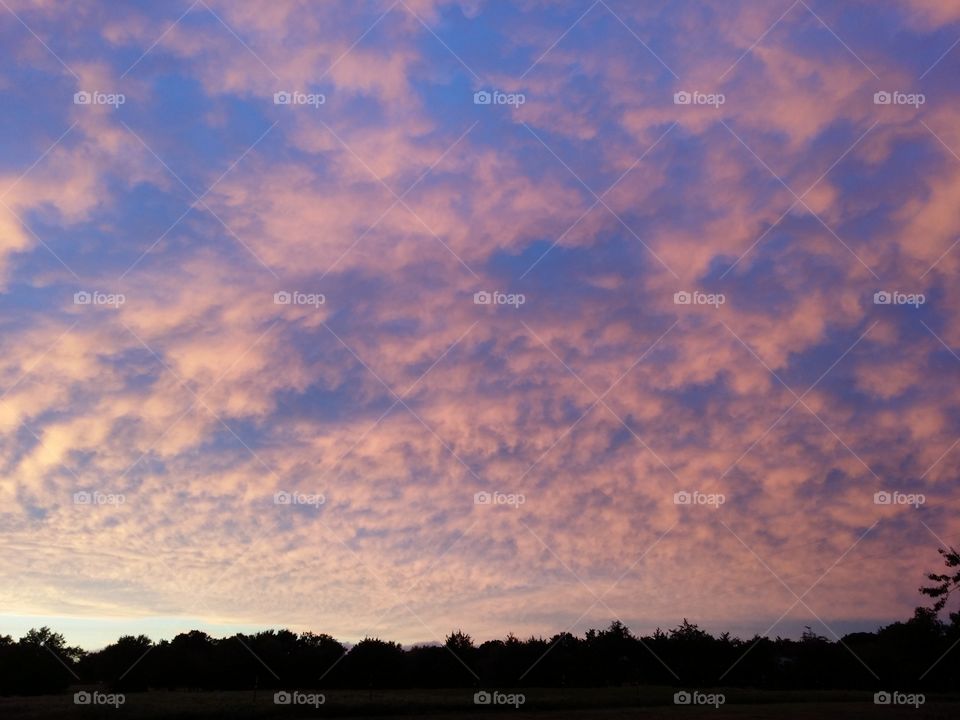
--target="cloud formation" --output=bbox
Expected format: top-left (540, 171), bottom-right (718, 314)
top-left (0, 0), bottom-right (958, 650)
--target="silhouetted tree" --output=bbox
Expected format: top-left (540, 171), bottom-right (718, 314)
top-left (442, 630), bottom-right (478, 686)
top-left (79, 634), bottom-right (153, 691)
top-left (0, 627), bottom-right (83, 695)
top-left (921, 545), bottom-right (960, 624)
top-left (341, 638), bottom-right (406, 688)
top-left (298, 631), bottom-right (347, 687)
top-left (7, 595), bottom-right (960, 696)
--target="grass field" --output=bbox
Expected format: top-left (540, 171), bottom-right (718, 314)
top-left (1, 687), bottom-right (958, 719)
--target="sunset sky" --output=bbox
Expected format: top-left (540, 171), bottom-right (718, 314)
top-left (1, 0), bottom-right (959, 651)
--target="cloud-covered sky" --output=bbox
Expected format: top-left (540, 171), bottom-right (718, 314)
top-left (1, 0), bottom-right (959, 651)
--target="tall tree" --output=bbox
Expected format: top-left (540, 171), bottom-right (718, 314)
top-left (920, 546), bottom-right (960, 620)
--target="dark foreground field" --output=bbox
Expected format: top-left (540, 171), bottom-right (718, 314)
top-left (2, 688), bottom-right (959, 720)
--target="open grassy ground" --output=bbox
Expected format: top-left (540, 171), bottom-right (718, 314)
top-left (1, 688), bottom-right (958, 719)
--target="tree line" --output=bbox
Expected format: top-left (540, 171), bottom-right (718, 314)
top-left (3, 546), bottom-right (958, 695)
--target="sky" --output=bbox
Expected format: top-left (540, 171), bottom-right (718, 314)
top-left (1, 0), bottom-right (959, 652)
